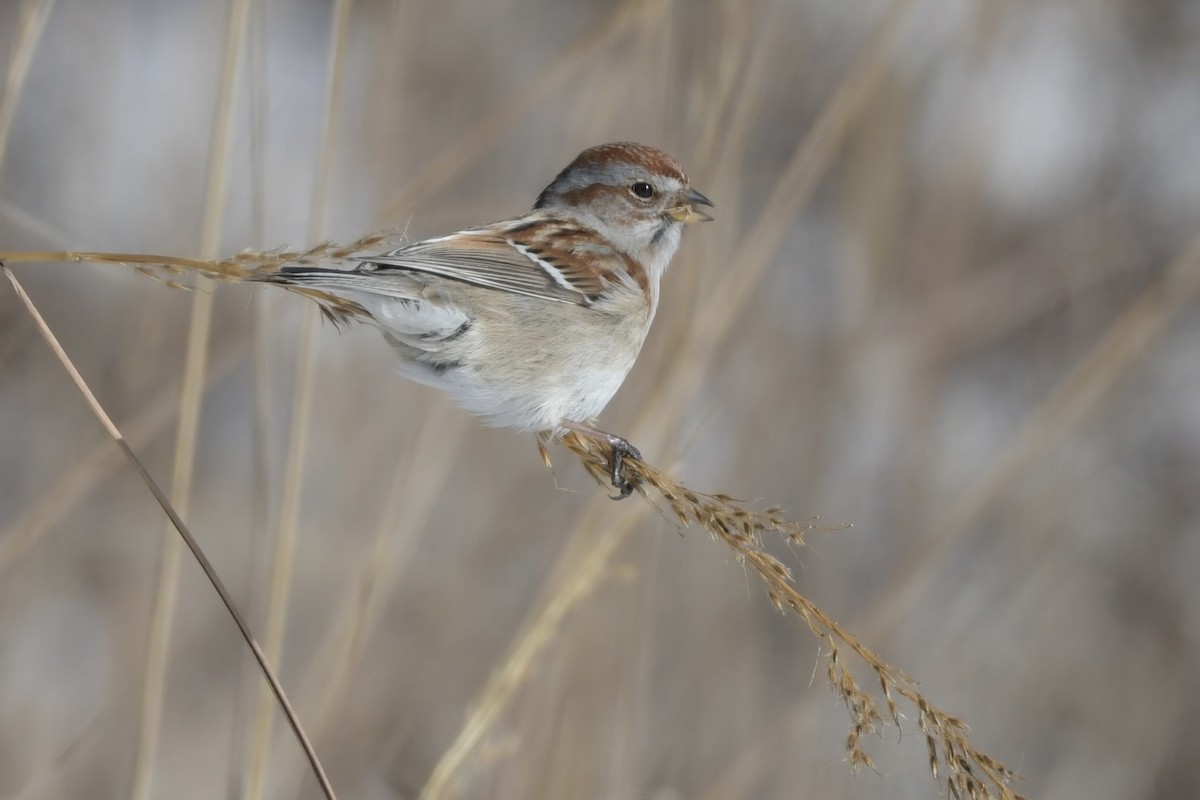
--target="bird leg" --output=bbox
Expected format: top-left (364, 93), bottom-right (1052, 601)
top-left (560, 420), bottom-right (643, 499)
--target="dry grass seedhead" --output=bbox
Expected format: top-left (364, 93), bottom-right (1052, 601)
top-left (562, 431), bottom-right (1025, 800)
top-left (0, 234), bottom-right (397, 325)
top-left (561, 430), bottom-right (809, 546)
top-left (1, 231), bottom-right (393, 285)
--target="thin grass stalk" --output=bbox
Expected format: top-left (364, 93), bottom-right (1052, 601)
top-left (415, 442), bottom-right (692, 800)
top-left (692, 0), bottom-right (780, 268)
top-left (641, 0), bottom-right (909, 454)
top-left (376, 0), bottom-right (644, 224)
top-left (3, 267), bottom-right (337, 800)
top-left (0, 0), bottom-right (56, 179)
top-left (311, 404), bottom-right (465, 728)
top-left (229, 8), bottom-right (273, 794)
top-left (0, 343), bottom-right (245, 571)
top-left (691, 0), bottom-right (751, 169)
top-left (0, 190), bottom-right (237, 577)
top-left (701, 0), bottom-right (912, 351)
top-left (863, 221), bottom-right (1200, 640)
top-left (244, 305), bottom-right (318, 799)
top-left (272, 405), bottom-right (469, 800)
top-left (131, 1), bottom-right (252, 797)
top-left (244, 2), bottom-right (353, 797)
top-left (0, 197), bottom-right (68, 242)
top-left (418, 500), bottom-right (642, 800)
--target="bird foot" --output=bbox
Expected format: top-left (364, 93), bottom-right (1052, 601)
top-left (604, 435), bottom-right (642, 500)
top-left (560, 421), bottom-right (642, 500)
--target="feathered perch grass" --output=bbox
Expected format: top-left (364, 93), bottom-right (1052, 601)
top-left (1, 245), bottom-right (1024, 799)
top-left (561, 431), bottom-right (1024, 800)
top-left (0, 235), bottom-right (389, 323)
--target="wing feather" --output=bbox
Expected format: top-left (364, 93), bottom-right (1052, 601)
top-left (353, 220), bottom-right (628, 306)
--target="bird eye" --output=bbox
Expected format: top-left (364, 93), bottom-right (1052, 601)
top-left (630, 181), bottom-right (654, 199)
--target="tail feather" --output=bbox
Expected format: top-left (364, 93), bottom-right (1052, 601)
top-left (256, 267), bottom-right (471, 344)
top-left (255, 268), bottom-right (372, 329)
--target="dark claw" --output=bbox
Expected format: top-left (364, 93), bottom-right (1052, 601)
top-left (606, 436), bottom-right (642, 500)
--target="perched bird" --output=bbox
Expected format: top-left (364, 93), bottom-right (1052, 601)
top-left (257, 142), bottom-right (713, 497)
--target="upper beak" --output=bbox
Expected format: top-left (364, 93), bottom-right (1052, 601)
top-left (668, 187), bottom-right (715, 224)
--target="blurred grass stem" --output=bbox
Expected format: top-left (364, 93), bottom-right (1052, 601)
top-left (131, 0), bottom-right (252, 798)
top-left (245, 1), bottom-right (353, 798)
top-left (1, 266), bottom-right (337, 800)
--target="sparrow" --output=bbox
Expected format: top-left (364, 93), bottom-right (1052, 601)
top-left (256, 142), bottom-right (713, 498)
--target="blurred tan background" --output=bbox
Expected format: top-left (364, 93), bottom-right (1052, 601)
top-left (2, 0), bottom-right (1199, 798)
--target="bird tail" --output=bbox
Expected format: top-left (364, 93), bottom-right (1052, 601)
top-left (254, 268), bottom-right (373, 329)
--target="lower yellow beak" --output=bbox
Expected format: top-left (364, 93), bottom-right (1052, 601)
top-left (668, 188), bottom-right (715, 224)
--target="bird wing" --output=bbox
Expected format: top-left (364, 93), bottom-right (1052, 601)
top-left (354, 221), bottom-right (637, 307)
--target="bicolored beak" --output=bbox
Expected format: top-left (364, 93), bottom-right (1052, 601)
top-left (668, 187), bottom-right (715, 224)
